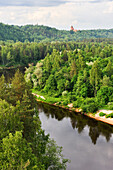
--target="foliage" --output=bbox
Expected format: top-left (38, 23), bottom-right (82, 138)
top-left (0, 70), bottom-right (69, 170)
top-left (97, 86), bottom-right (113, 106)
top-left (0, 99), bottom-right (23, 140)
top-left (73, 97), bottom-right (84, 108)
top-left (23, 40), bottom-right (113, 113)
top-left (62, 91), bottom-right (68, 97)
top-left (107, 102), bottom-right (113, 110)
top-left (105, 113), bottom-right (113, 118)
top-left (0, 131), bottom-right (41, 170)
top-left (90, 61), bottom-right (102, 96)
top-left (43, 139), bottom-right (69, 170)
top-left (1, 23), bottom-right (113, 43)
top-left (1, 35), bottom-right (113, 114)
top-left (99, 112), bottom-right (106, 117)
top-left (62, 100), bottom-right (68, 106)
top-left (81, 98), bottom-right (98, 113)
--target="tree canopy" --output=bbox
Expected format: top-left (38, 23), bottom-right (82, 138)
top-left (25, 40), bottom-right (113, 113)
top-left (0, 70), bottom-right (69, 170)
top-left (0, 22), bottom-right (113, 43)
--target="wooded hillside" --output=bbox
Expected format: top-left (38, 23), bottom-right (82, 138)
top-left (0, 23), bottom-right (113, 42)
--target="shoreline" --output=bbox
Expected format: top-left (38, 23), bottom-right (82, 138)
top-left (85, 113), bottom-right (113, 126)
top-left (0, 65), bottom-right (25, 71)
top-left (33, 93), bottom-right (113, 126)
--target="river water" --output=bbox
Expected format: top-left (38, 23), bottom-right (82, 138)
top-left (2, 68), bottom-right (113, 170)
top-left (37, 102), bottom-right (113, 170)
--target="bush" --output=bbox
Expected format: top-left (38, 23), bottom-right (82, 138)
top-left (81, 98), bottom-right (98, 113)
top-left (62, 91), bottom-right (68, 97)
top-left (46, 97), bottom-right (59, 104)
top-left (107, 102), bottom-right (113, 110)
top-left (105, 114), bottom-right (111, 118)
top-left (81, 105), bottom-right (88, 112)
top-left (56, 101), bottom-right (61, 106)
top-left (73, 101), bottom-right (78, 108)
top-left (97, 86), bottom-right (113, 106)
top-left (99, 112), bottom-right (106, 117)
top-left (5, 61), bottom-right (16, 67)
top-left (108, 105), bottom-right (113, 110)
top-left (53, 93), bottom-right (60, 97)
top-left (81, 103), bottom-right (98, 113)
top-left (73, 97), bottom-right (84, 108)
top-left (110, 113), bottom-right (113, 118)
top-left (68, 93), bottom-right (76, 103)
top-left (107, 102), bottom-right (113, 106)
top-left (105, 113), bottom-right (113, 118)
top-left (62, 100), bottom-right (68, 106)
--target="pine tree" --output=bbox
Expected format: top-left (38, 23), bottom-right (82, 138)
top-left (105, 60), bottom-right (113, 77)
top-left (0, 75), bottom-right (6, 100)
top-left (90, 61), bottom-right (102, 96)
top-left (70, 61), bottom-right (77, 78)
top-left (11, 69), bottom-right (26, 103)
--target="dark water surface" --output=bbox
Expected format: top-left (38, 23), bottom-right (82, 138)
top-left (37, 102), bottom-right (113, 170)
top-left (3, 68), bottom-right (113, 170)
top-left (0, 66), bottom-right (25, 82)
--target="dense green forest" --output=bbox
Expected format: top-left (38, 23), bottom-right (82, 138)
top-left (1, 22), bottom-right (113, 169)
top-left (24, 41), bottom-right (113, 114)
top-left (0, 22), bottom-right (113, 42)
top-left (0, 41), bottom-right (90, 67)
top-left (1, 40), bottom-right (113, 67)
top-left (1, 39), bottom-right (113, 113)
top-left (0, 70), bottom-right (68, 169)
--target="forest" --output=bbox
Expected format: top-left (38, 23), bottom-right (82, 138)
top-left (0, 22), bottom-right (113, 42)
top-left (0, 70), bottom-right (68, 169)
top-left (1, 24), bottom-right (113, 168)
top-left (0, 40), bottom-right (113, 68)
top-left (24, 40), bottom-right (113, 114)
top-left (1, 39), bottom-right (113, 113)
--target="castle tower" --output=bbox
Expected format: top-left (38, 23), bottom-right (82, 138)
top-left (70, 26), bottom-right (74, 31)
top-left (70, 26), bottom-right (77, 32)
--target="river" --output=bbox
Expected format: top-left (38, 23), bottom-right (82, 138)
top-left (0, 66), bottom-right (25, 82)
top-left (37, 102), bottom-right (113, 170)
top-left (2, 68), bottom-right (113, 170)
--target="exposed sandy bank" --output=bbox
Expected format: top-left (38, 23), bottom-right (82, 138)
top-left (33, 93), bottom-right (113, 126)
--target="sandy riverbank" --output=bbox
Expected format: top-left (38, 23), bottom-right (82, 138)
top-left (67, 104), bottom-right (113, 126)
top-left (91, 110), bottom-right (113, 125)
top-left (66, 103), bottom-right (113, 125)
top-left (33, 93), bottom-right (113, 126)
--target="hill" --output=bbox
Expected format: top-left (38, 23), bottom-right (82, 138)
top-left (0, 23), bottom-right (113, 42)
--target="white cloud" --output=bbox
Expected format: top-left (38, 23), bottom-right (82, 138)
top-left (104, 1), bottom-right (113, 13)
top-left (0, 0), bottom-right (113, 30)
top-left (0, 0), bottom-right (66, 7)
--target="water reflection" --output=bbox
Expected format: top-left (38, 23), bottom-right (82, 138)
top-left (0, 66), bottom-right (25, 82)
top-left (37, 102), bottom-right (113, 145)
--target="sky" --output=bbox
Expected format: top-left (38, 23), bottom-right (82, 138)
top-left (0, 0), bottom-right (113, 30)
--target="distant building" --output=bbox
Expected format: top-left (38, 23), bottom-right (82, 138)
top-left (70, 26), bottom-right (77, 32)
top-left (71, 26), bottom-right (74, 31)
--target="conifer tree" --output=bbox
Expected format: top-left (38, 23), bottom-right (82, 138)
top-left (0, 74), bottom-right (6, 100)
top-left (105, 60), bottom-right (113, 77)
top-left (90, 61), bottom-right (102, 96)
top-left (70, 61), bottom-right (77, 78)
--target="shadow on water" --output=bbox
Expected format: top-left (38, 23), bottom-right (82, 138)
top-left (37, 102), bottom-right (113, 145)
top-left (0, 66), bottom-right (25, 82)
top-left (2, 68), bottom-right (113, 170)
top-left (1, 67), bottom-right (113, 145)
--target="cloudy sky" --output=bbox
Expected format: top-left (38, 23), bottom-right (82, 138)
top-left (0, 0), bottom-right (113, 30)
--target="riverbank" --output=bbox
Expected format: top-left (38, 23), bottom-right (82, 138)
top-left (32, 93), bottom-right (113, 126)
top-left (0, 64), bottom-right (25, 70)
top-left (86, 111), bottom-right (113, 126)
